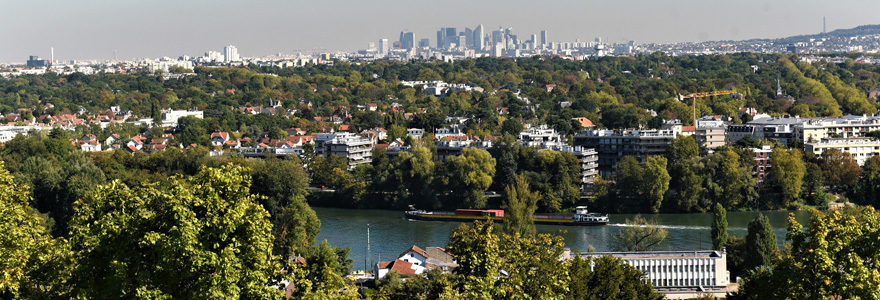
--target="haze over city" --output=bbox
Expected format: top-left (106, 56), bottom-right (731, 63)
top-left (3, 0), bottom-right (880, 62)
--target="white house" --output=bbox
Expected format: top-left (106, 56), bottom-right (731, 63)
top-left (80, 140), bottom-right (101, 152)
top-left (104, 133), bottom-right (120, 146)
top-left (375, 245), bottom-right (457, 280)
top-left (211, 132), bottom-right (230, 146)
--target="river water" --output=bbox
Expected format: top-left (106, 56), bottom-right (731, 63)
top-left (313, 207), bottom-right (812, 271)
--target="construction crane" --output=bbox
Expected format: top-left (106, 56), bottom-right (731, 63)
top-left (677, 90), bottom-right (738, 126)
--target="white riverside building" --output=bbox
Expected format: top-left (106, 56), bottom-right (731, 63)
top-left (579, 250), bottom-right (733, 299)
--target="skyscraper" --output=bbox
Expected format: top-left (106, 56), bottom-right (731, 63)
top-left (399, 31), bottom-right (415, 49)
top-left (379, 39), bottom-right (390, 55)
top-left (418, 38), bottom-right (430, 48)
top-left (474, 24), bottom-right (485, 50)
top-left (223, 45), bottom-right (239, 63)
top-left (540, 30), bottom-right (548, 47)
top-left (436, 30), bottom-right (444, 48)
top-left (445, 28), bottom-right (456, 40)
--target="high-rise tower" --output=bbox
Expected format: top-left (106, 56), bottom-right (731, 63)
top-left (474, 24), bottom-right (485, 50)
top-left (540, 30), bottom-right (548, 47)
top-left (223, 45), bottom-right (239, 63)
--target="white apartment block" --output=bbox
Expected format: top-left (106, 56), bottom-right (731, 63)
top-left (805, 137), bottom-right (880, 166)
top-left (314, 132), bottom-right (373, 169)
top-left (161, 110), bottom-right (203, 127)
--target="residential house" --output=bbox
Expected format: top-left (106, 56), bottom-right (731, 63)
top-left (211, 132), bottom-right (231, 146)
top-left (375, 245), bottom-right (457, 279)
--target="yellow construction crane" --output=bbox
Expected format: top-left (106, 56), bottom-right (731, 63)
top-left (678, 90), bottom-right (737, 126)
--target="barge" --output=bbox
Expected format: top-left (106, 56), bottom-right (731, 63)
top-left (404, 206), bottom-right (609, 226)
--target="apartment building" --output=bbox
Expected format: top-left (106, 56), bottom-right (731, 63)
top-left (314, 132), bottom-right (374, 169)
top-left (573, 129), bottom-right (677, 178)
top-left (805, 137), bottom-right (880, 166)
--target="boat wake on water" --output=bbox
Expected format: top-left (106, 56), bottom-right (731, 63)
top-left (607, 223), bottom-right (709, 230)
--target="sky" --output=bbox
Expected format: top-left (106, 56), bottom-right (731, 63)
top-left (2, 0), bottom-right (879, 63)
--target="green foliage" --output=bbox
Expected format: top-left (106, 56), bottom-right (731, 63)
top-left (711, 203), bottom-right (728, 250)
top-left (613, 215), bottom-right (668, 251)
top-left (766, 147), bottom-right (806, 208)
top-left (818, 148), bottom-right (861, 189)
top-left (446, 221), bottom-right (502, 299)
top-left (67, 164), bottom-right (281, 298)
top-left (613, 155), bottom-right (670, 213)
top-left (501, 174), bottom-right (539, 237)
top-left (738, 207), bottom-right (880, 299)
top-left (0, 161), bottom-right (71, 298)
top-left (744, 214), bottom-right (777, 272)
top-left (567, 256), bottom-right (663, 300)
top-left (439, 148), bottom-right (496, 208)
top-left (853, 156), bottom-right (880, 207)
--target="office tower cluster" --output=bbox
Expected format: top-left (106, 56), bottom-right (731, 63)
top-left (360, 25), bottom-right (623, 59)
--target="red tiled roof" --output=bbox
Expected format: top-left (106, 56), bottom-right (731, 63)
top-left (402, 245), bottom-right (428, 259)
top-left (211, 132), bottom-right (229, 140)
top-left (388, 260), bottom-right (417, 277)
top-left (682, 126), bottom-right (696, 132)
top-left (572, 117), bottom-right (595, 128)
top-left (377, 261), bottom-right (393, 269)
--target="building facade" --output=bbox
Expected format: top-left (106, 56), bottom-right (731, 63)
top-left (315, 132), bottom-right (374, 169)
top-left (805, 137), bottom-right (880, 166)
top-left (573, 129), bottom-right (677, 178)
top-left (579, 250), bottom-right (733, 299)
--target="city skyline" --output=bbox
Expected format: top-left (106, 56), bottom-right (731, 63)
top-left (3, 0), bottom-right (880, 63)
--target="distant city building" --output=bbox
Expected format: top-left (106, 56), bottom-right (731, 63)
top-left (473, 24), bottom-right (485, 50)
top-left (379, 39), bottom-right (390, 55)
top-left (540, 30), bottom-right (548, 47)
top-left (418, 38), bottom-right (430, 48)
top-left (223, 45), bottom-right (239, 63)
top-left (399, 31), bottom-right (415, 50)
top-left (26, 56), bottom-right (48, 68)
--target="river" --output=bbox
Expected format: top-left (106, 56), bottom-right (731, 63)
top-left (313, 207), bottom-right (812, 271)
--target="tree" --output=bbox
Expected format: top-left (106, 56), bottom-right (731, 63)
top-left (439, 148), bottom-right (496, 208)
top-left (711, 203), bottom-right (728, 250)
top-left (666, 136), bottom-right (703, 212)
top-left (802, 162), bottom-right (830, 208)
top-left (396, 146), bottom-right (436, 209)
top-left (818, 149), bottom-right (860, 189)
top-left (738, 207), bottom-right (880, 299)
top-left (274, 195), bottom-right (321, 257)
top-left (500, 118), bottom-right (524, 136)
top-left (853, 156), bottom-right (880, 207)
top-left (614, 155), bottom-right (669, 213)
top-left (502, 174), bottom-right (539, 237)
top-left (67, 165), bottom-right (281, 298)
top-left (767, 147), bottom-right (806, 208)
top-left (446, 221), bottom-right (502, 299)
top-left (744, 214), bottom-right (777, 272)
top-left (643, 156), bottom-right (670, 213)
top-left (287, 240), bottom-right (358, 299)
top-left (704, 148), bottom-right (755, 209)
top-left (497, 233), bottom-right (570, 299)
top-left (613, 215), bottom-right (668, 251)
top-left (615, 156), bottom-right (644, 211)
top-left (0, 161), bottom-right (71, 298)
top-left (567, 255), bottom-right (663, 300)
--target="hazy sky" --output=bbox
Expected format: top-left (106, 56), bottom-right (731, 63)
top-left (2, 0), bottom-right (879, 63)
